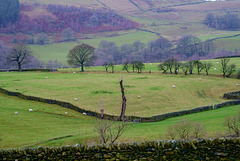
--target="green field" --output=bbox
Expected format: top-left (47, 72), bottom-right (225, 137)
top-left (0, 92), bottom-right (239, 149)
top-left (1, 58), bottom-right (240, 117)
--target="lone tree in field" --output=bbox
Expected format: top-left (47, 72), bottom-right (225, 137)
top-left (7, 43), bottom-right (33, 72)
top-left (67, 44), bottom-right (95, 72)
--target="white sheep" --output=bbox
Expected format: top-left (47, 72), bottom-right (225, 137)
top-left (237, 84), bottom-right (239, 86)
top-left (73, 72), bottom-right (76, 74)
top-left (74, 98), bottom-right (78, 101)
top-left (29, 109), bottom-right (33, 112)
top-left (65, 112), bottom-right (68, 115)
top-left (172, 85), bottom-right (176, 88)
top-left (45, 76), bottom-right (48, 79)
top-left (138, 95), bottom-right (141, 98)
top-left (199, 78), bottom-right (202, 81)
top-left (83, 112), bottom-right (87, 115)
top-left (15, 111), bottom-right (19, 115)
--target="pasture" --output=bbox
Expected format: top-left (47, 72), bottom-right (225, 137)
top-left (1, 58), bottom-right (240, 117)
top-left (0, 92), bottom-right (239, 149)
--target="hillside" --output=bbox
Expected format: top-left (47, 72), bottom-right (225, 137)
top-left (0, 0), bottom-right (240, 65)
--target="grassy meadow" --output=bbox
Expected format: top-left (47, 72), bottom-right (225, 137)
top-left (1, 58), bottom-right (240, 117)
top-left (0, 92), bottom-right (239, 149)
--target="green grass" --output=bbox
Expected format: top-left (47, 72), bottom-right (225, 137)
top-left (0, 58), bottom-right (239, 118)
top-left (1, 92), bottom-right (239, 149)
top-left (0, 93), bottom-right (97, 149)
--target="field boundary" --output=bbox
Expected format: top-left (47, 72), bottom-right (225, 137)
top-left (1, 138), bottom-right (240, 160)
top-left (0, 87), bottom-right (240, 122)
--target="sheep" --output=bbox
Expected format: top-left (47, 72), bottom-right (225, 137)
top-left (83, 112), bottom-right (87, 115)
top-left (65, 112), bottom-right (68, 115)
top-left (74, 98), bottom-right (78, 101)
top-left (88, 73), bottom-right (91, 76)
top-left (29, 109), bottom-right (33, 112)
top-left (172, 85), bottom-right (176, 88)
top-left (237, 84), bottom-right (239, 86)
top-left (199, 78), bottom-right (202, 81)
top-left (73, 72), bottom-right (76, 74)
top-left (45, 76), bottom-right (48, 79)
top-left (15, 111), bottom-right (19, 115)
top-left (214, 68), bottom-right (216, 71)
top-left (138, 95), bottom-right (141, 98)
top-left (216, 62), bottom-right (219, 64)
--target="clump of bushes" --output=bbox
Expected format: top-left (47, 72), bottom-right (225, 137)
top-left (166, 119), bottom-right (206, 140)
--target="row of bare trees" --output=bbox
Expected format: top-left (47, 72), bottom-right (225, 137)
top-left (158, 57), bottom-right (236, 77)
top-left (94, 35), bottom-right (215, 67)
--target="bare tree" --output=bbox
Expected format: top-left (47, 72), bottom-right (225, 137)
top-left (158, 63), bottom-right (169, 74)
top-left (109, 62), bottom-right (115, 73)
top-left (220, 58), bottom-right (230, 78)
top-left (181, 63), bottom-right (190, 75)
top-left (174, 61), bottom-right (181, 75)
top-left (224, 112), bottom-right (240, 137)
top-left (103, 62), bottom-right (109, 72)
top-left (192, 122), bottom-right (206, 139)
top-left (219, 58), bottom-right (236, 78)
top-left (166, 119), bottom-right (206, 140)
top-left (188, 61), bottom-right (194, 74)
top-left (122, 61), bottom-right (130, 73)
top-left (135, 61), bottom-right (145, 73)
top-left (95, 80), bottom-right (128, 144)
top-left (175, 119), bottom-right (193, 140)
top-left (202, 62), bottom-right (212, 75)
top-left (67, 44), bottom-right (95, 72)
top-left (131, 61), bottom-right (138, 72)
top-left (7, 43), bottom-right (33, 72)
top-left (194, 60), bottom-right (204, 75)
top-left (95, 119), bottom-right (128, 144)
top-left (164, 58), bottom-right (176, 74)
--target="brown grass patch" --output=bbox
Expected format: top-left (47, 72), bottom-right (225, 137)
top-left (172, 1), bottom-right (240, 11)
top-left (99, 0), bottom-right (139, 12)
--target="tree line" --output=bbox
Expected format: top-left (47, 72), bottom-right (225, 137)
top-left (204, 13), bottom-right (240, 30)
top-left (94, 35), bottom-right (215, 66)
top-left (1, 3), bottom-right (137, 34)
top-left (0, 0), bottom-right (20, 28)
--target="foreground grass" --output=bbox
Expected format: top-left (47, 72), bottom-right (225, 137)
top-left (0, 62), bottom-right (239, 117)
top-left (0, 93), bottom-right (239, 149)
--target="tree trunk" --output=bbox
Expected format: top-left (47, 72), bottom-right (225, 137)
top-left (81, 63), bottom-right (84, 72)
top-left (18, 62), bottom-right (22, 72)
top-left (119, 80), bottom-right (127, 121)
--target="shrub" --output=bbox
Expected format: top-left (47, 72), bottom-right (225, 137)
top-left (224, 112), bottom-right (240, 137)
top-left (166, 119), bottom-right (206, 140)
